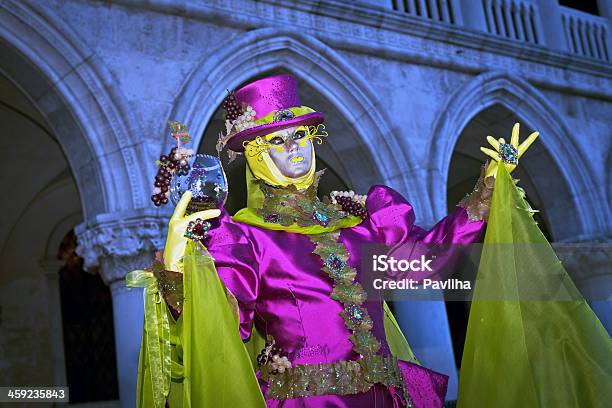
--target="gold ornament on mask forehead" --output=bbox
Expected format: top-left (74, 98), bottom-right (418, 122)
top-left (245, 125), bottom-right (328, 159)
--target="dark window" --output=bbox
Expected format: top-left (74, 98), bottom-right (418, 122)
top-left (559, 0), bottom-right (599, 15)
top-left (58, 230), bottom-right (119, 403)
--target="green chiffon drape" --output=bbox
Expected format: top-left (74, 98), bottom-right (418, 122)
top-left (128, 241), bottom-right (418, 407)
top-left (457, 164), bottom-right (612, 407)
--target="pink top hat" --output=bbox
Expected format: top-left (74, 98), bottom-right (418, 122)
top-left (225, 74), bottom-right (325, 151)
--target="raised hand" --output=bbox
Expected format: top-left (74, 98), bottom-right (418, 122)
top-left (480, 122), bottom-right (539, 178)
top-left (163, 191), bottom-right (221, 271)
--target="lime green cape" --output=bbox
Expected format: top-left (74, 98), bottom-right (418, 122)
top-left (457, 164), bottom-right (612, 407)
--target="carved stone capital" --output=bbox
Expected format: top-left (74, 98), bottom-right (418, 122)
top-left (75, 209), bottom-right (170, 285)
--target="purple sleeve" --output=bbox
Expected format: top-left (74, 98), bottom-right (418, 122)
top-left (365, 185), bottom-right (485, 280)
top-left (204, 209), bottom-right (260, 340)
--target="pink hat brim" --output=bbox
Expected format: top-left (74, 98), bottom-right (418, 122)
top-left (227, 112), bottom-right (325, 152)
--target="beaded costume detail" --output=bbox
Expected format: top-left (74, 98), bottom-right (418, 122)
top-left (255, 170), bottom-right (348, 227)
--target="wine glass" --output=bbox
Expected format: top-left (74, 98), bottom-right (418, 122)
top-left (170, 154), bottom-right (228, 215)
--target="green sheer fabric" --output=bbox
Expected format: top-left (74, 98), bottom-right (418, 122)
top-left (129, 242), bottom-right (267, 408)
top-left (180, 242), bottom-right (267, 407)
top-left (126, 270), bottom-right (173, 408)
top-left (457, 164), bottom-right (612, 408)
top-left (384, 301), bottom-right (420, 364)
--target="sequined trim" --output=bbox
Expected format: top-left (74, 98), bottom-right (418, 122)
top-left (303, 232), bottom-right (410, 404)
top-left (498, 142), bottom-right (518, 164)
top-left (273, 109), bottom-right (296, 122)
top-left (263, 355), bottom-right (408, 402)
top-left (458, 166), bottom-right (494, 222)
top-left (256, 170), bottom-right (348, 227)
top-left (310, 231), bottom-right (380, 356)
top-left (254, 189), bottom-right (411, 403)
top-left (149, 259), bottom-right (184, 316)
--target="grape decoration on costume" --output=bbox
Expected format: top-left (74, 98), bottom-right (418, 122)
top-left (222, 91), bottom-right (242, 122)
top-left (150, 121), bottom-right (194, 207)
top-left (330, 190), bottom-right (368, 219)
top-left (256, 335), bottom-right (292, 375)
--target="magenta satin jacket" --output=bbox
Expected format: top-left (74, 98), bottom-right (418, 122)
top-left (204, 185), bottom-right (485, 408)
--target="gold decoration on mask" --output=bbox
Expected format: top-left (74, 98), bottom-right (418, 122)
top-left (244, 126), bottom-right (327, 158)
top-left (244, 136), bottom-right (271, 162)
top-left (305, 124), bottom-right (328, 146)
top-left (244, 136), bottom-right (316, 190)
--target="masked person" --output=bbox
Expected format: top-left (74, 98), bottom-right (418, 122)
top-left (130, 74), bottom-right (537, 408)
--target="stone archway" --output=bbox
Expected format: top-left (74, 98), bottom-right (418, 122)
top-left (444, 103), bottom-right (560, 372)
top-left (0, 69), bottom-right (120, 402)
top-left (0, 0), bottom-right (148, 216)
top-left (0, 3), bottom-right (154, 407)
top-left (435, 71), bottom-right (612, 368)
top-left (430, 71), bottom-right (605, 241)
top-left (169, 28), bottom-right (406, 194)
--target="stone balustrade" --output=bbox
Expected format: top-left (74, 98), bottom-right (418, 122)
top-left (561, 6), bottom-right (610, 61)
top-left (361, 0), bottom-right (610, 58)
top-left (482, 0), bottom-right (541, 44)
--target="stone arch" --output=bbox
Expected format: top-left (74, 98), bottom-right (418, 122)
top-left (429, 71), bottom-right (605, 240)
top-left (0, 1), bottom-right (148, 217)
top-left (169, 27), bottom-right (409, 193)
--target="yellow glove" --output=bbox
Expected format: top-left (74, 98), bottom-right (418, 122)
top-left (163, 191), bottom-right (221, 271)
top-left (480, 122), bottom-right (539, 178)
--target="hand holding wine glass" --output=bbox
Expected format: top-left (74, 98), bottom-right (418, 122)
top-left (163, 154), bottom-right (228, 271)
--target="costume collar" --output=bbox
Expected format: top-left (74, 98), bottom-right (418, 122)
top-left (232, 169), bottom-right (362, 234)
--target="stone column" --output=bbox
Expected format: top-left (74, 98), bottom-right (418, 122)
top-left (75, 210), bottom-right (168, 408)
top-left (392, 296), bottom-right (459, 401)
top-left (457, 0), bottom-right (487, 32)
top-left (596, 0), bottom-right (612, 59)
top-left (390, 175), bottom-right (460, 401)
top-left (535, 0), bottom-right (568, 50)
top-left (39, 259), bottom-right (68, 389)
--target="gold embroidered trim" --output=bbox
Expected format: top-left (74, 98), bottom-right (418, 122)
top-left (300, 232), bottom-right (410, 404)
top-left (264, 355), bottom-right (408, 401)
top-left (258, 212), bottom-right (412, 403)
top-left (458, 165), bottom-right (494, 222)
top-left (310, 232), bottom-right (382, 356)
top-left (149, 258), bottom-right (184, 316)
top-left (256, 170), bottom-right (348, 227)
